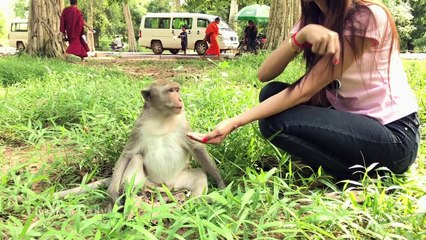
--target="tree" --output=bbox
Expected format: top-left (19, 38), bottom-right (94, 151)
top-left (265, 0), bottom-right (300, 50)
top-left (27, 0), bottom-right (66, 57)
top-left (0, 12), bottom-right (6, 40)
top-left (229, 0), bottom-right (238, 30)
top-left (123, 3), bottom-right (137, 51)
top-left (183, 0), bottom-right (231, 21)
top-left (146, 0), bottom-right (171, 13)
top-left (383, 0), bottom-right (415, 51)
top-left (86, 0), bottom-right (95, 51)
top-left (408, 0), bottom-right (426, 51)
top-left (14, 0), bottom-right (30, 19)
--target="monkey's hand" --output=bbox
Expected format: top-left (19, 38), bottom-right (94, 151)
top-left (187, 118), bottom-right (240, 144)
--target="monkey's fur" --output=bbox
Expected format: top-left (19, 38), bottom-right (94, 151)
top-left (54, 80), bottom-right (225, 207)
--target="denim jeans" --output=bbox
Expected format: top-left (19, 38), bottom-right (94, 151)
top-left (258, 82), bottom-right (420, 179)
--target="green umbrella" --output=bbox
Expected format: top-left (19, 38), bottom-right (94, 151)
top-left (236, 4), bottom-right (270, 24)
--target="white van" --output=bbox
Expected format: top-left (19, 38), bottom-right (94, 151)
top-left (8, 19), bottom-right (28, 51)
top-left (139, 13), bottom-right (239, 55)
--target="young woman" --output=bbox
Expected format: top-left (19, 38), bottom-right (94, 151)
top-left (188, 0), bottom-right (420, 179)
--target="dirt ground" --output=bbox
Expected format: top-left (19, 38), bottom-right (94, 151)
top-left (85, 57), bottom-right (209, 81)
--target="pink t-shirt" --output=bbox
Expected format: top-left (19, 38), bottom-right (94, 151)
top-left (292, 4), bottom-right (418, 124)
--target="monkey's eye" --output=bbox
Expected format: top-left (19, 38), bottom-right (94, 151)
top-left (168, 88), bottom-right (180, 93)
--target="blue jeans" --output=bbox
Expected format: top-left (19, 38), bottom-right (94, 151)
top-left (258, 82), bottom-right (420, 179)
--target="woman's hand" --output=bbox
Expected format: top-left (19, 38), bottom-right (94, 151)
top-left (187, 118), bottom-right (240, 144)
top-left (297, 24), bottom-right (341, 64)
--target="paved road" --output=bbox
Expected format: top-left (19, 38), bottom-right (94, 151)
top-left (1, 46), bottom-right (425, 60)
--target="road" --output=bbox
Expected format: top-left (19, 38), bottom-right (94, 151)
top-left (1, 46), bottom-right (425, 60)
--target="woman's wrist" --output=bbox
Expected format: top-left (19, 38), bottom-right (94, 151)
top-left (288, 37), bottom-right (302, 53)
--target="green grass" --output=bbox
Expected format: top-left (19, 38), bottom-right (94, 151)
top-left (0, 54), bottom-right (425, 239)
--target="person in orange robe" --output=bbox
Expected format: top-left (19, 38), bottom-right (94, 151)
top-left (205, 17), bottom-right (221, 56)
top-left (60, 0), bottom-right (93, 61)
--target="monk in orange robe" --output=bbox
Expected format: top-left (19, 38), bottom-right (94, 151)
top-left (60, 0), bottom-right (93, 61)
top-left (205, 17), bottom-right (221, 56)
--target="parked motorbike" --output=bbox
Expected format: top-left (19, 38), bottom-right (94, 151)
top-left (235, 36), bottom-right (263, 56)
top-left (110, 42), bottom-right (124, 51)
top-left (110, 35), bottom-right (124, 51)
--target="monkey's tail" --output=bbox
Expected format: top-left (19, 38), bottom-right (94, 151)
top-left (53, 178), bottom-right (111, 199)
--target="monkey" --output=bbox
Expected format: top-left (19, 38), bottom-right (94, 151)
top-left (54, 80), bottom-right (225, 207)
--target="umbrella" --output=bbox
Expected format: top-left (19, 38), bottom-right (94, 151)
top-left (236, 4), bottom-right (270, 23)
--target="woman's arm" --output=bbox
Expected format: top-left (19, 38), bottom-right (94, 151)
top-left (189, 35), bottom-right (372, 144)
top-left (257, 37), bottom-right (300, 82)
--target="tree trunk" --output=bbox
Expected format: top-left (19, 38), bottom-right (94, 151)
top-left (229, 0), bottom-right (238, 30)
top-left (86, 0), bottom-right (95, 52)
top-left (27, 0), bottom-right (66, 57)
top-left (265, 0), bottom-right (300, 50)
top-left (123, 3), bottom-right (137, 52)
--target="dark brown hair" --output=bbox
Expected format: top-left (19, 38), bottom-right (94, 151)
top-left (299, 0), bottom-right (399, 71)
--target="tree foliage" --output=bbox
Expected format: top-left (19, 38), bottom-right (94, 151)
top-left (408, 0), bottom-right (426, 51)
top-left (14, 0), bottom-right (30, 19)
top-left (383, 0), bottom-right (415, 50)
top-left (0, 12), bottom-right (6, 40)
top-left (146, 0), bottom-right (171, 12)
top-left (182, 0), bottom-right (272, 22)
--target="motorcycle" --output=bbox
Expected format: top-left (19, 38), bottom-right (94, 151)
top-left (110, 41), bottom-right (124, 51)
top-left (235, 36), bottom-right (263, 56)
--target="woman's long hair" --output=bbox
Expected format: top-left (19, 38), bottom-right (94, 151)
top-left (299, 0), bottom-right (399, 71)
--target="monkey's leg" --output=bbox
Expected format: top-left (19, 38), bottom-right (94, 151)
top-left (174, 169), bottom-right (208, 196)
top-left (121, 154), bottom-right (153, 188)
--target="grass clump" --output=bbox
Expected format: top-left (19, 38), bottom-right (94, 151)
top-left (0, 54), bottom-right (425, 239)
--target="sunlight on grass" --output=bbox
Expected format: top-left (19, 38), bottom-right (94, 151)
top-left (0, 54), bottom-right (425, 239)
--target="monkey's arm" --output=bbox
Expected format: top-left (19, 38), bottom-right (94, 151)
top-left (107, 152), bottom-right (132, 201)
top-left (191, 142), bottom-right (225, 188)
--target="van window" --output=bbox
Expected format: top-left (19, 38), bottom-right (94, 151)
top-left (197, 19), bottom-right (209, 28)
top-left (144, 18), bottom-right (170, 29)
top-left (11, 22), bottom-right (28, 32)
top-left (172, 18), bottom-right (192, 29)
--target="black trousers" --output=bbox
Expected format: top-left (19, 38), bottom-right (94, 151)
top-left (258, 82), bottom-right (420, 179)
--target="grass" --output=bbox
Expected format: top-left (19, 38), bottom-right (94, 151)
top-left (0, 53), bottom-right (425, 239)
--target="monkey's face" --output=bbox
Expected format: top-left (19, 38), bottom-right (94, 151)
top-left (163, 85), bottom-right (184, 114)
top-left (142, 81), bottom-right (184, 115)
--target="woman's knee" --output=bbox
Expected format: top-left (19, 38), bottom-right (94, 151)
top-left (259, 82), bottom-right (291, 102)
top-left (258, 119), bottom-right (275, 139)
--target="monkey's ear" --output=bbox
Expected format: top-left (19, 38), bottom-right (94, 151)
top-left (141, 88), bottom-right (151, 101)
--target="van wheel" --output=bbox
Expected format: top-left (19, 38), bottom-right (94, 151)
top-left (17, 42), bottom-right (25, 52)
top-left (195, 41), bottom-right (208, 55)
top-left (169, 49), bottom-right (179, 55)
top-left (151, 41), bottom-right (163, 54)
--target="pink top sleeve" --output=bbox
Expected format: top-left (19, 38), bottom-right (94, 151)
top-left (343, 5), bottom-right (388, 47)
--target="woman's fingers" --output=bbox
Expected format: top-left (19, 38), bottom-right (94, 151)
top-left (187, 132), bottom-right (206, 142)
top-left (187, 130), bottom-right (224, 144)
top-left (302, 24), bottom-right (340, 62)
top-left (333, 36), bottom-right (341, 65)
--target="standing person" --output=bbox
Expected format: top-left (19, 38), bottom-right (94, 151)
top-left (204, 17), bottom-right (221, 57)
top-left (178, 25), bottom-right (188, 55)
top-left (244, 20), bottom-right (258, 53)
top-left (60, 0), bottom-right (94, 61)
top-left (188, 0), bottom-right (420, 180)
